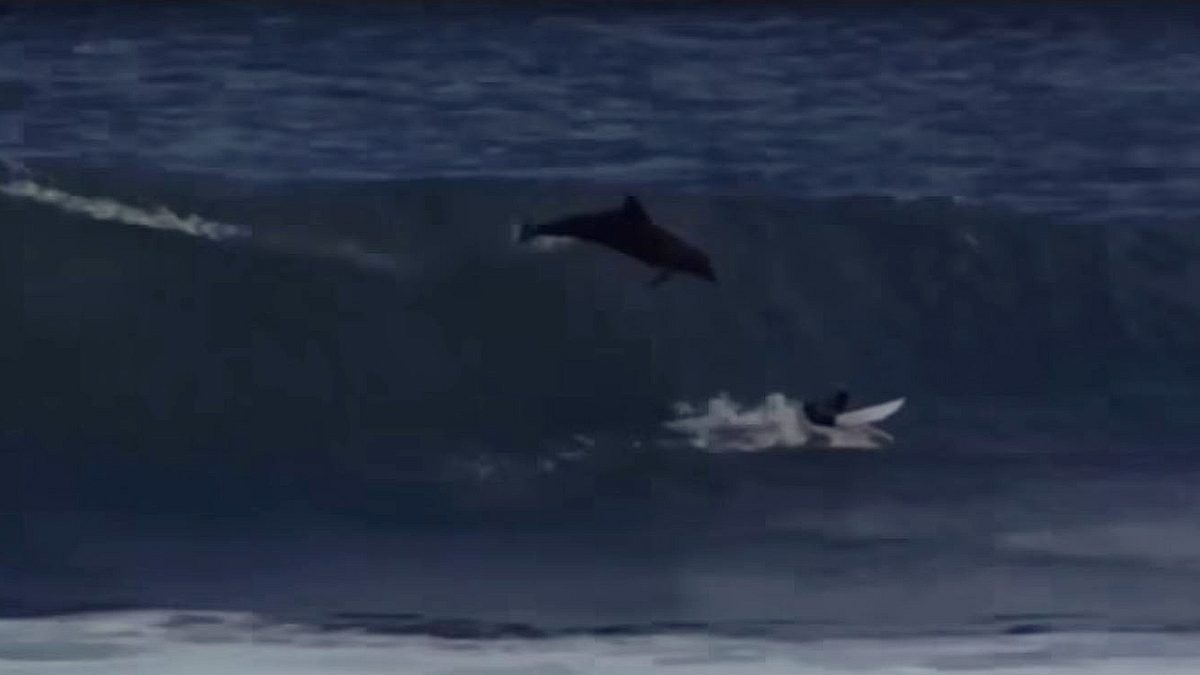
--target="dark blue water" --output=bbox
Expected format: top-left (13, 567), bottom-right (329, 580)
top-left (4, 3), bottom-right (1200, 221)
top-left (6, 0), bottom-right (1200, 645)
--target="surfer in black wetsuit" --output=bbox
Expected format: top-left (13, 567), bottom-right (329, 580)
top-left (802, 389), bottom-right (849, 426)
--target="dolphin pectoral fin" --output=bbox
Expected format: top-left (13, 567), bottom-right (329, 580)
top-left (516, 218), bottom-right (547, 244)
top-left (511, 219), bottom-right (533, 244)
top-left (649, 270), bottom-right (673, 287)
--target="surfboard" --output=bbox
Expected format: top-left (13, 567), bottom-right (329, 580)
top-left (833, 398), bottom-right (905, 428)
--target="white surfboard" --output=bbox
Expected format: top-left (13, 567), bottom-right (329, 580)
top-left (833, 398), bottom-right (905, 428)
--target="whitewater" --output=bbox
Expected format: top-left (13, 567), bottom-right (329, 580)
top-left (6, 2), bottom-right (1200, 673)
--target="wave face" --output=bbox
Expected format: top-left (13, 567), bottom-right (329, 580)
top-left (9, 167), bottom-right (1187, 440)
top-left (7, 165), bottom-right (1200, 513)
top-left (10, 167), bottom-right (1200, 427)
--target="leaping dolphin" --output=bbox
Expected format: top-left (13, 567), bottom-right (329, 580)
top-left (517, 195), bottom-right (717, 286)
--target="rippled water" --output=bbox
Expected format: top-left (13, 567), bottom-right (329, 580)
top-left (2, 3), bottom-right (1200, 221)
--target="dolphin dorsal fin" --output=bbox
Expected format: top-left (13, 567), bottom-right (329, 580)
top-left (622, 195), bottom-right (649, 222)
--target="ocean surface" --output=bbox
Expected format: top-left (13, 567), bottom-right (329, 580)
top-left (6, 2), bottom-right (1200, 673)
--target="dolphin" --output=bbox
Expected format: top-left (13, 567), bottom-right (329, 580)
top-left (517, 195), bottom-right (717, 286)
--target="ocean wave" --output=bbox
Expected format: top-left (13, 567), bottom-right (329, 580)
top-left (4, 609), bottom-right (1200, 674)
top-left (8, 165), bottom-right (1200, 516)
top-left (7, 4), bottom-right (1200, 223)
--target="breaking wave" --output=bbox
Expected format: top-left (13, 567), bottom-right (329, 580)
top-left (7, 162), bottom-right (1200, 520)
top-left (4, 608), bottom-right (1200, 675)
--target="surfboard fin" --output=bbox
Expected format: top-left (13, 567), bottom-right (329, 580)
top-left (649, 270), bottom-right (673, 287)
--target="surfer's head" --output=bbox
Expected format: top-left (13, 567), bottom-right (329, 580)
top-left (833, 390), bottom-right (849, 410)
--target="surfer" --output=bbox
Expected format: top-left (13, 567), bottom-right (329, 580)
top-left (801, 388), bottom-right (850, 427)
top-left (516, 195), bottom-right (717, 286)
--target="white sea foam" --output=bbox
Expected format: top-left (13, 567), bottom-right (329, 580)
top-left (662, 392), bottom-right (894, 452)
top-left (0, 178), bottom-right (248, 241)
top-left (1, 172), bottom-right (405, 274)
top-left (1, 610), bottom-right (1199, 675)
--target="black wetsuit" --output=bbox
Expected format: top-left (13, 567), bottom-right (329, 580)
top-left (802, 390), bottom-right (849, 426)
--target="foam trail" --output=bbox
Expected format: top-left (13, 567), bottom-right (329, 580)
top-left (0, 178), bottom-right (248, 241)
top-left (2, 171), bottom-right (403, 274)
